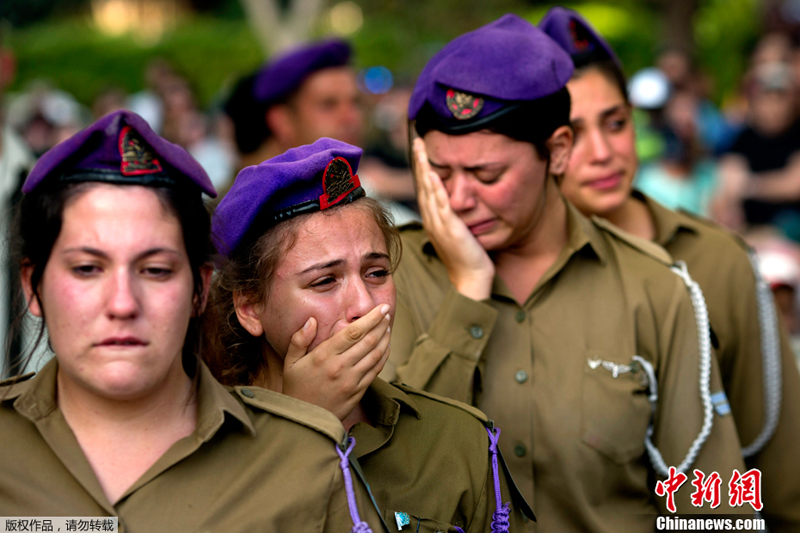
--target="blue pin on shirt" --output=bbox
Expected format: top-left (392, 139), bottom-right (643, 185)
top-left (395, 511), bottom-right (411, 530)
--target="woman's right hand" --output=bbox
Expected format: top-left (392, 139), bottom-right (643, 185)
top-left (412, 138), bottom-right (495, 301)
top-left (281, 304), bottom-right (392, 421)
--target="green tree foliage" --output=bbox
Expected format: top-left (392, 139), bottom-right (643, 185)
top-left (4, 0), bottom-right (762, 108)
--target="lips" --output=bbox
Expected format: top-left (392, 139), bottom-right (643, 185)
top-left (467, 219), bottom-right (496, 235)
top-left (586, 171), bottom-right (624, 191)
top-left (96, 337), bottom-right (148, 347)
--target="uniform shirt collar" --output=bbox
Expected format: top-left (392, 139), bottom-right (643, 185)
top-left (633, 189), bottom-right (699, 247)
top-left (350, 378), bottom-right (420, 458)
top-left (365, 377), bottom-right (421, 423)
top-left (194, 357), bottom-right (256, 438)
top-left (9, 356), bottom-right (255, 438)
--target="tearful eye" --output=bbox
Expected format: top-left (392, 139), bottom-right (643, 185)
top-left (310, 276), bottom-right (336, 288)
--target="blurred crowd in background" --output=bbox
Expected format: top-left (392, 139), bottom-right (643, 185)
top-left (5, 1), bottom-right (800, 364)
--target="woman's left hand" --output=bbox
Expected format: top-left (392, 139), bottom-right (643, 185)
top-left (281, 304), bottom-right (392, 421)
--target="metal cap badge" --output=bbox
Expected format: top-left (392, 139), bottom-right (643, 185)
top-left (446, 89), bottom-right (484, 120)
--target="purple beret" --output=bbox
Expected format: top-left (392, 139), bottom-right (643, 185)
top-left (253, 39), bottom-right (352, 104)
top-left (408, 14), bottom-right (574, 125)
top-left (539, 7), bottom-right (621, 68)
top-left (213, 137), bottom-right (364, 257)
top-left (23, 109), bottom-right (216, 197)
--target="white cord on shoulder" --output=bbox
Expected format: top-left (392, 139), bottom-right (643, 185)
top-left (641, 261), bottom-right (714, 477)
top-left (742, 250), bottom-right (782, 458)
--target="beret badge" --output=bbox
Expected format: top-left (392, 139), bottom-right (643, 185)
top-left (320, 156), bottom-right (361, 209)
top-left (446, 89), bottom-right (484, 120)
top-left (119, 125), bottom-right (163, 176)
top-left (569, 19), bottom-right (591, 51)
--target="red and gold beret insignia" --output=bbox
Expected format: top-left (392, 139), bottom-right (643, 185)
top-left (119, 125), bottom-right (163, 176)
top-left (320, 156), bottom-right (361, 209)
top-left (446, 89), bottom-right (484, 120)
top-left (569, 19), bottom-right (591, 51)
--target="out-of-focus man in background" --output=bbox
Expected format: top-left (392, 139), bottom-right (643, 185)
top-left (221, 39), bottom-right (417, 223)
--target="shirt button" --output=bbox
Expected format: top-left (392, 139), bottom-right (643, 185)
top-left (514, 444), bottom-right (527, 457)
top-left (241, 388), bottom-right (255, 398)
top-left (515, 310), bottom-right (526, 323)
top-left (514, 370), bottom-right (528, 383)
top-left (469, 325), bottom-right (484, 339)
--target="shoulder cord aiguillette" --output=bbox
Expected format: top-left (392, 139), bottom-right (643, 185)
top-left (640, 261), bottom-right (713, 477)
top-left (741, 250), bottom-right (782, 458)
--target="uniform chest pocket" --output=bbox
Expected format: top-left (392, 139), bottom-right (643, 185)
top-left (385, 510), bottom-right (465, 533)
top-left (580, 352), bottom-right (653, 464)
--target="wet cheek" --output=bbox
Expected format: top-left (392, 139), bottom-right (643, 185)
top-left (371, 284), bottom-right (397, 324)
top-left (488, 186), bottom-right (524, 218)
top-left (294, 294), bottom-right (339, 349)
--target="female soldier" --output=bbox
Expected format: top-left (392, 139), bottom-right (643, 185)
top-left (541, 8), bottom-right (800, 529)
top-left (384, 14), bottom-right (748, 531)
top-left (0, 110), bottom-right (382, 533)
top-left (208, 137), bottom-right (533, 533)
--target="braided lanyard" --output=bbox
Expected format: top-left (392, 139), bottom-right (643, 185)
top-left (485, 427), bottom-right (511, 533)
top-left (741, 250), bottom-right (782, 458)
top-left (642, 261), bottom-right (714, 477)
top-left (335, 437), bottom-right (374, 533)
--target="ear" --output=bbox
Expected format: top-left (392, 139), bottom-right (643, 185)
top-left (546, 125), bottom-right (575, 176)
top-left (20, 263), bottom-right (43, 317)
top-left (194, 265), bottom-right (214, 316)
top-left (233, 291), bottom-right (265, 337)
top-left (265, 105), bottom-right (296, 146)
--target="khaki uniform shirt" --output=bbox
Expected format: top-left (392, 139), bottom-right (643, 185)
top-left (0, 358), bottom-right (384, 533)
top-left (640, 191), bottom-right (800, 532)
top-left (384, 199), bottom-right (748, 532)
top-left (352, 378), bottom-right (533, 532)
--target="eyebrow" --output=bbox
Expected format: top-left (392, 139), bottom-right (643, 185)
top-left (299, 259), bottom-right (344, 275)
top-left (62, 247), bottom-right (182, 262)
top-left (571, 104), bottom-right (627, 127)
top-left (365, 252), bottom-right (390, 262)
top-left (298, 252), bottom-right (391, 275)
top-left (428, 158), bottom-right (504, 172)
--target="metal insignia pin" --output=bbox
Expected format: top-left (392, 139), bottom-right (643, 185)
top-left (587, 357), bottom-right (634, 378)
top-left (319, 156), bottom-right (360, 209)
top-left (395, 511), bottom-right (411, 530)
top-left (445, 89), bottom-right (484, 120)
top-left (119, 125), bottom-right (163, 176)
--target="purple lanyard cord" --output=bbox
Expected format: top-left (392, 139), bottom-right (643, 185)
top-left (485, 427), bottom-right (511, 533)
top-left (336, 436), bottom-right (374, 533)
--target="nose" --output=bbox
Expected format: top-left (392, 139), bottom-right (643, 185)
top-left (446, 174), bottom-right (477, 213)
top-left (587, 127), bottom-right (613, 164)
top-left (345, 278), bottom-right (376, 323)
top-left (106, 269), bottom-right (140, 320)
top-left (341, 101), bottom-right (363, 133)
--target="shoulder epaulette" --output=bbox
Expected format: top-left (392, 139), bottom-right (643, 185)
top-left (393, 382), bottom-right (491, 424)
top-left (591, 215), bottom-right (674, 265)
top-left (676, 209), bottom-right (754, 253)
top-left (232, 386), bottom-right (347, 445)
